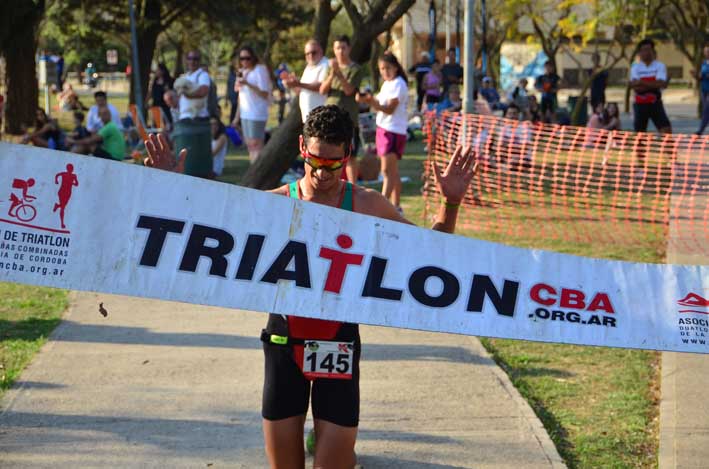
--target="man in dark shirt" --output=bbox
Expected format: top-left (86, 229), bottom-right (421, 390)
top-left (441, 48), bottom-right (464, 97)
top-left (408, 51), bottom-right (432, 110)
top-left (535, 60), bottom-right (562, 123)
top-left (589, 53), bottom-right (608, 109)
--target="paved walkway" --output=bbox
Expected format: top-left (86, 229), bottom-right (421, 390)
top-left (0, 292), bottom-right (564, 468)
top-left (660, 239), bottom-right (709, 468)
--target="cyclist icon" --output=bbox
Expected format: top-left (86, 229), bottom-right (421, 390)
top-left (8, 178), bottom-right (38, 222)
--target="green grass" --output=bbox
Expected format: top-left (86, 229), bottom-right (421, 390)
top-left (0, 283), bottom-right (68, 396)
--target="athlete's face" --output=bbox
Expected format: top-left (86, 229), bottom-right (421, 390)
top-left (301, 136), bottom-right (347, 192)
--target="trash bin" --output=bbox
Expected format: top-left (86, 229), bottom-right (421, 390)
top-left (567, 96), bottom-right (588, 126)
top-left (172, 118), bottom-right (212, 178)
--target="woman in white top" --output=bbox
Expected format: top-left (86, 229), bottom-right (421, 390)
top-left (233, 46), bottom-right (272, 162)
top-left (357, 52), bottom-right (409, 211)
top-left (211, 117), bottom-right (228, 177)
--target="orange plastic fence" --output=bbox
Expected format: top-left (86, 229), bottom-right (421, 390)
top-left (422, 112), bottom-right (709, 259)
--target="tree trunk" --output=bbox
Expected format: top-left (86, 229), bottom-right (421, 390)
top-left (314, 0), bottom-right (337, 49)
top-left (129, 0), bottom-right (161, 108)
top-left (241, 97), bottom-right (302, 189)
top-left (173, 39), bottom-right (184, 78)
top-left (3, 4), bottom-right (43, 135)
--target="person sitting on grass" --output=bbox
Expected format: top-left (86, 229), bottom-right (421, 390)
top-left (69, 111), bottom-right (90, 140)
top-left (67, 107), bottom-right (126, 160)
top-left (21, 108), bottom-right (65, 150)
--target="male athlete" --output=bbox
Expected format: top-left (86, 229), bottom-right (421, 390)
top-left (144, 105), bottom-right (478, 469)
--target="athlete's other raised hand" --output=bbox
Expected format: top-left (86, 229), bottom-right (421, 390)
top-left (432, 145), bottom-right (478, 204)
top-left (144, 133), bottom-right (186, 173)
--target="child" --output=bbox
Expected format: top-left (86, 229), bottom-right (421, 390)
top-left (70, 112), bottom-right (89, 140)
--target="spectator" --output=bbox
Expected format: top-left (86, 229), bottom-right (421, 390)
top-left (320, 34), bottom-right (367, 182)
top-left (149, 63), bottom-right (174, 125)
top-left (587, 102), bottom-right (607, 129)
top-left (67, 107), bottom-right (125, 160)
top-left (422, 60), bottom-right (443, 110)
top-left (227, 53), bottom-right (239, 124)
top-left (357, 52), bottom-right (409, 213)
top-left (176, 50), bottom-right (211, 121)
top-left (408, 51), bottom-right (432, 111)
top-left (69, 111), bottom-right (89, 140)
top-left (535, 61), bottom-right (562, 123)
top-left (695, 44), bottom-right (709, 135)
top-left (589, 53), bottom-right (608, 109)
top-left (630, 38), bottom-right (671, 134)
top-left (211, 117), bottom-right (228, 177)
top-left (52, 53), bottom-right (65, 90)
top-left (436, 84), bottom-right (462, 113)
top-left (57, 83), bottom-right (87, 112)
top-left (441, 47), bottom-right (463, 97)
top-left (527, 95), bottom-right (542, 123)
top-left (283, 39), bottom-right (329, 123)
top-left (274, 62), bottom-right (290, 123)
top-left (86, 91), bottom-right (122, 133)
top-left (234, 46), bottom-right (271, 162)
top-left (480, 76), bottom-right (507, 112)
top-left (162, 90), bottom-right (179, 131)
top-left (500, 103), bottom-right (533, 170)
top-left (605, 102), bottom-right (621, 131)
top-left (172, 50), bottom-right (213, 177)
top-left (21, 108), bottom-right (65, 150)
top-left (508, 78), bottom-right (530, 114)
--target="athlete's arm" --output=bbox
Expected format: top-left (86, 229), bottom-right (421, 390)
top-left (429, 146), bottom-right (478, 233)
top-left (358, 146), bottom-right (477, 234)
top-left (144, 133), bottom-right (186, 173)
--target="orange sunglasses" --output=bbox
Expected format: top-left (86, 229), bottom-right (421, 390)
top-left (300, 147), bottom-right (350, 171)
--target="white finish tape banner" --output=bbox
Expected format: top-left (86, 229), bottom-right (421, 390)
top-left (1, 143), bottom-right (708, 353)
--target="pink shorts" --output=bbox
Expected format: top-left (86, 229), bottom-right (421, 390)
top-left (375, 127), bottom-right (407, 159)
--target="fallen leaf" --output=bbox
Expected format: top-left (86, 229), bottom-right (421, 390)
top-left (99, 303), bottom-right (108, 318)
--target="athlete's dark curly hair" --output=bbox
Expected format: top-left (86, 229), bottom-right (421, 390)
top-left (302, 105), bottom-right (354, 152)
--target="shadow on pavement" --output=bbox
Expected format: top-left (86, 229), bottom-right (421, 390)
top-left (47, 321), bottom-right (495, 365)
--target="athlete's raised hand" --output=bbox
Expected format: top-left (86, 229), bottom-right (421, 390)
top-left (432, 145), bottom-right (478, 204)
top-left (144, 133), bottom-right (186, 173)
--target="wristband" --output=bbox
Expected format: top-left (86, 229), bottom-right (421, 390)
top-left (444, 200), bottom-right (460, 209)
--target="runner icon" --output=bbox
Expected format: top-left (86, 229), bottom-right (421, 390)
top-left (8, 178), bottom-right (37, 222)
top-left (54, 164), bottom-right (78, 229)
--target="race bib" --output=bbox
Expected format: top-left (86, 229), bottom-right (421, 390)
top-left (300, 340), bottom-right (353, 380)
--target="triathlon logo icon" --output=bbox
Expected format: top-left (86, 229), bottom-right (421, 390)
top-left (678, 293), bottom-right (709, 315)
top-left (53, 164), bottom-right (79, 229)
top-left (1, 164), bottom-right (78, 234)
top-left (8, 178), bottom-right (37, 222)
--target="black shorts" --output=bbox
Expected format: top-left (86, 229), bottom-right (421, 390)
top-left (633, 101), bottom-right (671, 132)
top-left (261, 314), bottom-right (361, 427)
top-left (540, 95), bottom-right (557, 115)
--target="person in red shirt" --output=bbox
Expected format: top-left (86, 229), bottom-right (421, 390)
top-left (630, 38), bottom-right (672, 134)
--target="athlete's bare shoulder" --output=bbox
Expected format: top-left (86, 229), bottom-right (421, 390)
top-left (268, 183), bottom-right (291, 196)
top-left (353, 184), bottom-right (413, 225)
